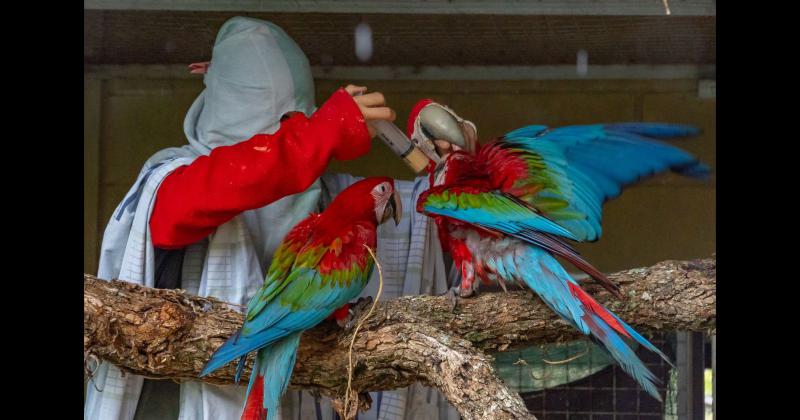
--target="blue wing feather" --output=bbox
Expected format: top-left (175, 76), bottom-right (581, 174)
top-left (500, 122), bottom-right (708, 241)
top-left (503, 124), bottom-right (549, 139)
top-left (604, 122), bottom-right (700, 138)
top-left (200, 266), bottom-right (368, 377)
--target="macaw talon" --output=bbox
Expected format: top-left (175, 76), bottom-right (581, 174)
top-left (353, 295), bottom-right (374, 312)
top-left (343, 296), bottom-right (374, 331)
top-left (443, 287), bottom-right (460, 312)
top-left (459, 282), bottom-right (482, 298)
top-left (497, 277), bottom-right (508, 293)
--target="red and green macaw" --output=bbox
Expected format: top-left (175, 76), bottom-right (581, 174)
top-left (407, 99), bottom-right (709, 400)
top-left (200, 177), bottom-right (402, 420)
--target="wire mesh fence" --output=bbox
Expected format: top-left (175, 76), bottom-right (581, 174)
top-left (496, 331), bottom-right (716, 419)
top-left (495, 332), bottom-right (687, 419)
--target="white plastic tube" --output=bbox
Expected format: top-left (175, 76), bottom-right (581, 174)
top-left (370, 120), bottom-right (432, 174)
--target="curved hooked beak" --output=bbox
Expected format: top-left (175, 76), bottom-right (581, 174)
top-left (418, 104), bottom-right (468, 149)
top-left (380, 190), bottom-right (403, 226)
top-left (418, 103), bottom-right (477, 158)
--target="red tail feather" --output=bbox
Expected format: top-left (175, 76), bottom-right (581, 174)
top-left (567, 282), bottom-right (630, 338)
top-left (241, 375), bottom-right (267, 420)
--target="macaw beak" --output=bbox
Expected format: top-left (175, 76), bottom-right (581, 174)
top-left (417, 102), bottom-right (478, 156)
top-left (391, 190), bottom-right (403, 226)
top-left (408, 100), bottom-right (477, 168)
top-left (418, 104), bottom-right (468, 149)
top-left (380, 190), bottom-right (403, 226)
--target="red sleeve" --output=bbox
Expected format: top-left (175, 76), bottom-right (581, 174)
top-left (150, 88), bottom-right (371, 249)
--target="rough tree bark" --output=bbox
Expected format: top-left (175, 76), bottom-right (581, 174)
top-left (84, 257), bottom-right (715, 420)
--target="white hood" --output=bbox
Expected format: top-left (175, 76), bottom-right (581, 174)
top-left (184, 17), bottom-right (316, 155)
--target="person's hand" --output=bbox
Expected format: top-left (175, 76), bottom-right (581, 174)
top-left (344, 85), bottom-right (396, 137)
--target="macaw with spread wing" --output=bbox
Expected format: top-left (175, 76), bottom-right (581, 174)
top-left (406, 99), bottom-right (709, 400)
top-left (200, 177), bottom-right (402, 420)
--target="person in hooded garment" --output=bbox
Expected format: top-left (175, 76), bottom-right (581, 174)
top-left (85, 16), bottom-right (460, 420)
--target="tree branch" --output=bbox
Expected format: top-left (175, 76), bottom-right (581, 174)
top-left (84, 257), bottom-right (715, 420)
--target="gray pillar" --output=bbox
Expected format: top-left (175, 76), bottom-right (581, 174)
top-left (676, 331), bottom-right (705, 420)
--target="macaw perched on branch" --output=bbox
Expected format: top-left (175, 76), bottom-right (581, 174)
top-left (407, 99), bottom-right (709, 400)
top-left (200, 177), bottom-right (402, 420)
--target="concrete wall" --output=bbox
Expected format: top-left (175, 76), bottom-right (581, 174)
top-left (84, 72), bottom-right (715, 275)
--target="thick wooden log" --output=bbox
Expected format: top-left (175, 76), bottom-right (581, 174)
top-left (84, 257), bottom-right (715, 419)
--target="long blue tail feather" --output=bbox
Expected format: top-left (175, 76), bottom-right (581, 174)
top-left (235, 356), bottom-right (247, 384)
top-left (260, 332), bottom-right (302, 420)
top-left (201, 326), bottom-right (293, 377)
top-left (239, 332), bottom-right (303, 420)
top-left (585, 314), bottom-right (663, 400)
top-left (512, 246), bottom-right (667, 400)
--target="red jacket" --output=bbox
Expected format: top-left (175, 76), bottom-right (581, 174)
top-left (150, 88), bottom-right (371, 249)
